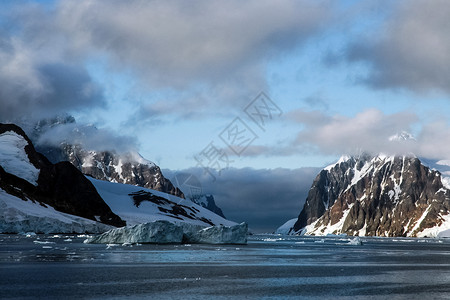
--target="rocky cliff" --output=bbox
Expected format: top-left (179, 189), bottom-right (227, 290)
top-left (30, 116), bottom-right (184, 198)
top-left (189, 194), bottom-right (226, 219)
top-left (0, 123), bottom-right (125, 229)
top-left (291, 154), bottom-right (450, 237)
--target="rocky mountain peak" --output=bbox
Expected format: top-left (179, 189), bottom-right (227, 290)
top-left (388, 131), bottom-right (416, 142)
top-left (28, 116), bottom-right (184, 198)
top-left (291, 153), bottom-right (450, 237)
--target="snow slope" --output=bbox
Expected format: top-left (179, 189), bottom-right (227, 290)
top-left (88, 177), bottom-right (236, 227)
top-left (275, 218), bottom-right (297, 235)
top-left (0, 131), bottom-right (40, 185)
top-left (0, 188), bottom-right (112, 233)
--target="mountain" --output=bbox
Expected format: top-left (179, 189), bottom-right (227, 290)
top-left (29, 117), bottom-right (229, 218)
top-left (42, 144), bottom-right (185, 198)
top-left (0, 123), bottom-right (125, 233)
top-left (0, 123), bottom-right (235, 233)
top-left (189, 194), bottom-right (226, 219)
top-left (88, 177), bottom-right (235, 228)
top-left (169, 171), bottom-right (227, 218)
top-left (30, 116), bottom-right (184, 198)
top-left (282, 154), bottom-right (450, 237)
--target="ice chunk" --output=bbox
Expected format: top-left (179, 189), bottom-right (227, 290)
top-left (184, 222), bottom-right (248, 245)
top-left (347, 237), bottom-right (363, 245)
top-left (87, 220), bottom-right (184, 244)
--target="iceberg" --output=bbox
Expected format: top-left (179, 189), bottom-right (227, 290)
top-left (86, 221), bottom-right (248, 245)
top-left (86, 221), bottom-right (184, 244)
top-left (186, 222), bottom-right (248, 245)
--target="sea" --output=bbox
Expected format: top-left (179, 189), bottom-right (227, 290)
top-left (1, 234), bottom-right (450, 299)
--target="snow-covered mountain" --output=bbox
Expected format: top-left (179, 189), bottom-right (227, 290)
top-left (279, 153), bottom-right (450, 237)
top-left (44, 144), bottom-right (185, 198)
top-left (30, 116), bottom-right (184, 198)
top-left (28, 117), bottom-right (230, 218)
top-left (0, 123), bottom-right (125, 233)
top-left (88, 177), bottom-right (235, 227)
top-left (0, 123), bottom-right (235, 233)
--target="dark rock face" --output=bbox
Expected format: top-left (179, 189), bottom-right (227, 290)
top-left (0, 123), bottom-right (125, 228)
top-left (293, 155), bottom-right (450, 237)
top-left (37, 144), bottom-right (184, 198)
top-left (190, 194), bottom-right (226, 219)
top-left (29, 116), bottom-right (183, 198)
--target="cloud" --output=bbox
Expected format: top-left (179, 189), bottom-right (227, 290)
top-left (46, 0), bottom-right (332, 88)
top-left (288, 108), bottom-right (450, 161)
top-left (344, 0), bottom-right (450, 94)
top-left (34, 119), bottom-right (139, 153)
top-left (0, 33), bottom-right (105, 122)
top-left (417, 121), bottom-right (450, 160)
top-left (2, 0), bottom-right (334, 122)
top-left (290, 108), bottom-right (419, 156)
top-left (163, 167), bottom-right (320, 232)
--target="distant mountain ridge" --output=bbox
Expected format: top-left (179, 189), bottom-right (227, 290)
top-left (281, 153), bottom-right (450, 237)
top-left (189, 194), bottom-right (226, 219)
top-left (30, 116), bottom-right (184, 198)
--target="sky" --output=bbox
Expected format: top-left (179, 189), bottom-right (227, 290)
top-left (2, 0), bottom-right (450, 231)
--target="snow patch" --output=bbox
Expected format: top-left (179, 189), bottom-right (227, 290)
top-left (417, 213), bottom-right (450, 238)
top-left (0, 131), bottom-right (40, 185)
top-left (409, 205), bottom-right (431, 236)
top-left (388, 131), bottom-right (416, 142)
top-left (324, 155), bottom-right (351, 171)
top-left (275, 218), bottom-right (297, 235)
top-left (304, 203), bottom-right (354, 236)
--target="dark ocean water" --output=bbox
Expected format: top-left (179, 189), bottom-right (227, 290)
top-left (1, 234), bottom-right (450, 299)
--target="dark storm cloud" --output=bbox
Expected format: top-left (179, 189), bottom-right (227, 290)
top-left (343, 0), bottom-right (450, 94)
top-left (0, 34), bottom-right (105, 122)
top-left (163, 167), bottom-right (320, 233)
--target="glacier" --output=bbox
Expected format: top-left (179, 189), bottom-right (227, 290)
top-left (0, 188), bottom-right (113, 234)
top-left (86, 221), bottom-right (248, 244)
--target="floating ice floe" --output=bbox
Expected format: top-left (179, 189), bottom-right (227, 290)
top-left (85, 220), bottom-right (248, 245)
top-left (347, 237), bottom-right (363, 246)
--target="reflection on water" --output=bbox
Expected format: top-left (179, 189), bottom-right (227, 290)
top-left (1, 234), bottom-right (450, 299)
